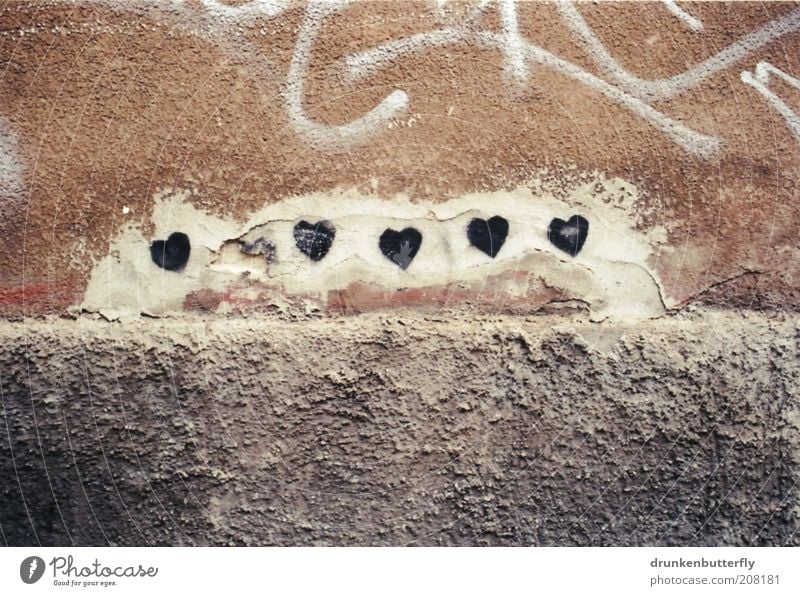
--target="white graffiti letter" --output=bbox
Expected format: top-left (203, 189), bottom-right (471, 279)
top-left (556, 0), bottom-right (800, 102)
top-left (285, 0), bottom-right (409, 152)
top-left (741, 62), bottom-right (800, 142)
top-left (662, 0), bottom-right (703, 32)
top-left (199, 0), bottom-right (290, 20)
top-left (498, 0), bottom-right (528, 87)
top-left (0, 117), bottom-right (24, 205)
top-left (344, 1), bottom-right (720, 157)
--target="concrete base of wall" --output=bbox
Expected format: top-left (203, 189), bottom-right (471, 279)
top-left (1, 310), bottom-right (798, 546)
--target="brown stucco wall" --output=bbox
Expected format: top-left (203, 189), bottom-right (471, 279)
top-left (1, 1), bottom-right (799, 317)
top-left (1, 1), bottom-right (800, 546)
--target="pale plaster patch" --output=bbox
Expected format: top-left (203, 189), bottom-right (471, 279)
top-left (81, 172), bottom-right (668, 320)
top-left (0, 117), bottom-right (24, 208)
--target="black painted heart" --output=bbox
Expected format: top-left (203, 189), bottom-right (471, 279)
top-left (294, 220), bottom-right (336, 262)
top-left (379, 227), bottom-right (422, 270)
top-left (150, 231), bottom-right (191, 272)
top-left (467, 216), bottom-right (509, 258)
top-left (547, 215), bottom-right (589, 257)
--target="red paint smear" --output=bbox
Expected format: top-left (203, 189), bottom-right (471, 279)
top-left (183, 270), bottom-right (581, 316)
top-left (0, 281), bottom-right (57, 305)
top-left (0, 278), bottom-right (81, 311)
top-left (327, 271), bottom-right (559, 313)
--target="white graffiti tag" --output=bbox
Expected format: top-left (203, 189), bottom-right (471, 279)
top-left (285, 1), bottom-right (410, 152)
top-left (0, 117), bottom-right (25, 205)
top-left (25, 0), bottom-right (800, 156)
top-left (741, 62), bottom-right (800, 143)
top-left (294, 0), bottom-right (800, 156)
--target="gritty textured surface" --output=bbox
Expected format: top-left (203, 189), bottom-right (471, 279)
top-left (1, 1), bottom-right (800, 314)
top-left (1, 309), bottom-right (798, 546)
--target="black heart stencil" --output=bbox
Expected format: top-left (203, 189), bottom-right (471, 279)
top-left (150, 232), bottom-right (191, 271)
top-left (294, 220), bottom-right (336, 262)
top-left (379, 227), bottom-right (422, 270)
top-left (467, 216), bottom-right (509, 258)
top-left (548, 215), bottom-right (589, 257)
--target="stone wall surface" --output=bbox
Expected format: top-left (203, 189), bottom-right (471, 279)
top-left (1, 311), bottom-right (799, 546)
top-left (1, 0), bottom-right (800, 546)
top-left (0, 0), bottom-right (799, 317)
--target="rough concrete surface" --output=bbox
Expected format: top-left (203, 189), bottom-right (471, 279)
top-left (2, 0), bottom-right (800, 550)
top-left (1, 309), bottom-right (798, 546)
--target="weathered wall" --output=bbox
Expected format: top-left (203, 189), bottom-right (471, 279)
top-left (1, 0), bottom-right (800, 317)
top-left (1, 311), bottom-right (798, 546)
top-left (1, 1), bottom-right (800, 547)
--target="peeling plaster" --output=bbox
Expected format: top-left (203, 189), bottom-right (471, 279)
top-left (81, 173), bottom-right (668, 321)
